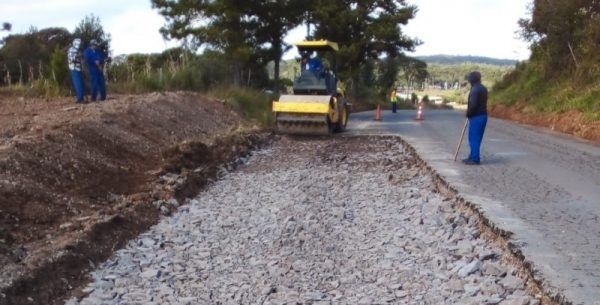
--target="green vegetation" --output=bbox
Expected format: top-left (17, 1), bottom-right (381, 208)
top-left (213, 87), bottom-right (275, 126)
top-left (493, 63), bottom-right (600, 121)
top-left (151, 0), bottom-right (420, 102)
top-left (492, 1), bottom-right (599, 121)
top-left (1, 1), bottom-right (423, 119)
top-left (415, 61), bottom-right (513, 104)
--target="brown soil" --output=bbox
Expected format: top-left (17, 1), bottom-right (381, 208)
top-left (0, 92), bottom-right (266, 304)
top-left (490, 104), bottom-right (600, 143)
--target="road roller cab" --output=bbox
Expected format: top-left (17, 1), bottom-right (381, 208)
top-left (272, 40), bottom-right (349, 135)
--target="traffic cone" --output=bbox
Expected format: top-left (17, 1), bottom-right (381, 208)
top-left (374, 104), bottom-right (382, 121)
top-left (415, 102), bottom-right (424, 120)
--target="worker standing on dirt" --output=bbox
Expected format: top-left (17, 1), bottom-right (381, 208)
top-left (67, 38), bottom-right (84, 103)
top-left (83, 39), bottom-right (107, 102)
top-left (463, 71), bottom-right (488, 165)
top-left (390, 89), bottom-right (398, 113)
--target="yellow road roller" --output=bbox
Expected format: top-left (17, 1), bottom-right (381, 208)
top-left (272, 40), bottom-right (350, 135)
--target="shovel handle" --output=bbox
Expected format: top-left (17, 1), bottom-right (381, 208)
top-left (454, 119), bottom-right (468, 162)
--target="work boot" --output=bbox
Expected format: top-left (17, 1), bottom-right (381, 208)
top-left (462, 158), bottom-right (480, 165)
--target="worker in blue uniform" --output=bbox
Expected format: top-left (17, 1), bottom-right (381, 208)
top-left (67, 38), bottom-right (84, 103)
top-left (308, 57), bottom-right (322, 74)
top-left (83, 39), bottom-right (107, 102)
top-left (463, 71), bottom-right (488, 165)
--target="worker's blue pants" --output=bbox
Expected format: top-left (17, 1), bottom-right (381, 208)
top-left (391, 102), bottom-right (397, 113)
top-left (70, 70), bottom-right (84, 103)
top-left (468, 114), bottom-right (487, 163)
top-left (90, 71), bottom-right (106, 101)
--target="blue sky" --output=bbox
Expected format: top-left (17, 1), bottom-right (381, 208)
top-left (1, 0), bottom-right (531, 60)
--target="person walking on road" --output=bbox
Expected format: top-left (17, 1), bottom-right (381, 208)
top-left (463, 71), bottom-right (488, 165)
top-left (83, 39), bottom-right (107, 102)
top-left (67, 38), bottom-right (84, 103)
top-left (390, 89), bottom-right (398, 113)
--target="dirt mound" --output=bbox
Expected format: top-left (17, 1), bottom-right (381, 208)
top-left (490, 104), bottom-right (600, 143)
top-left (0, 92), bottom-right (264, 304)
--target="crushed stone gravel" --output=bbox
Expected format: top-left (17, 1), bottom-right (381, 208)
top-left (66, 136), bottom-right (538, 305)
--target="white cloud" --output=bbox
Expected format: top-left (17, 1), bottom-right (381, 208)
top-left (105, 8), bottom-right (178, 55)
top-left (2, 0), bottom-right (531, 60)
top-left (0, 0), bottom-right (179, 55)
top-left (404, 0), bottom-right (531, 60)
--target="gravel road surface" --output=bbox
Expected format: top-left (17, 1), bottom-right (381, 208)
top-left (67, 137), bottom-right (538, 305)
top-left (348, 109), bottom-right (600, 305)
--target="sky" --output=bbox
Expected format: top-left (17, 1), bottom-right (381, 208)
top-left (402, 0), bottom-right (531, 60)
top-left (1, 0), bottom-right (531, 60)
top-left (0, 0), bottom-right (178, 54)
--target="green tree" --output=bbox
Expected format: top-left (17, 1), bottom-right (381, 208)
top-left (310, 0), bottom-right (419, 97)
top-left (152, 0), bottom-right (308, 90)
top-left (0, 27), bottom-right (71, 85)
top-left (49, 45), bottom-right (69, 87)
top-left (248, 0), bottom-right (308, 93)
top-left (399, 56), bottom-right (428, 93)
top-left (377, 56), bottom-right (400, 98)
top-left (73, 14), bottom-right (111, 56)
top-left (152, 0), bottom-right (260, 86)
top-left (519, 0), bottom-right (599, 76)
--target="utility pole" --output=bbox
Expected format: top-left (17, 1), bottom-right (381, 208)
top-left (305, 12), bottom-right (312, 40)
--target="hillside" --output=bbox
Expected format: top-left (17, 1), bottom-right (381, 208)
top-left (489, 1), bottom-right (599, 140)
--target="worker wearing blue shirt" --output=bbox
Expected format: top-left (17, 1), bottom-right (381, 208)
top-left (308, 57), bottom-right (322, 73)
top-left (83, 39), bottom-right (107, 102)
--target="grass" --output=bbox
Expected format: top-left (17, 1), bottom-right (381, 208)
top-left (208, 87), bottom-right (275, 127)
top-left (491, 73), bottom-right (600, 122)
top-left (0, 80), bottom-right (66, 98)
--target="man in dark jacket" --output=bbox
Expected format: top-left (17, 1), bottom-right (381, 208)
top-left (463, 71), bottom-right (488, 165)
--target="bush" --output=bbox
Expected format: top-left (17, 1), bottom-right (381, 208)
top-left (211, 87), bottom-right (274, 126)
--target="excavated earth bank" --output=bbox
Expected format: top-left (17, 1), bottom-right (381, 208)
top-left (0, 92), bottom-right (267, 305)
top-left (491, 104), bottom-right (600, 143)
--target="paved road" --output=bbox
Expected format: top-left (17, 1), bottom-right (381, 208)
top-left (348, 109), bottom-right (600, 305)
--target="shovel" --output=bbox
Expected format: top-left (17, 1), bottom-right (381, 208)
top-left (454, 119), bottom-right (468, 162)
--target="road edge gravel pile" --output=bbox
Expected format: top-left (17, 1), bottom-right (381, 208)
top-left (390, 135), bottom-right (559, 305)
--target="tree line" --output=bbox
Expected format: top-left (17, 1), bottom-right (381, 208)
top-left (517, 0), bottom-right (599, 79)
top-left (1, 1), bottom-right (428, 101)
top-left (150, 0), bottom-right (429, 98)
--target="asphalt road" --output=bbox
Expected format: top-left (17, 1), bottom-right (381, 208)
top-left (347, 109), bottom-right (600, 305)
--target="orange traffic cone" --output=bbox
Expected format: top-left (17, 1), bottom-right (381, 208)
top-left (374, 104), bottom-right (382, 121)
top-left (415, 102), bottom-right (424, 120)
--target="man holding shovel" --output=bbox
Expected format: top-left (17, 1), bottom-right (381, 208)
top-left (462, 71), bottom-right (488, 165)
